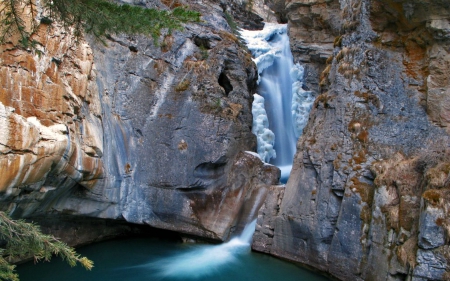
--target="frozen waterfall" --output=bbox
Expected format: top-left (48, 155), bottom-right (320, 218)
top-left (241, 23), bottom-right (314, 183)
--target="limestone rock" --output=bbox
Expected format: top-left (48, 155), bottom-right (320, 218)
top-left (285, 0), bottom-right (340, 92)
top-left (0, 21), bottom-right (104, 217)
top-left (414, 249), bottom-right (447, 280)
top-left (252, 185), bottom-right (284, 253)
top-left (428, 19), bottom-right (450, 40)
top-left (0, 0), bottom-right (279, 242)
top-left (253, 0), bottom-right (450, 280)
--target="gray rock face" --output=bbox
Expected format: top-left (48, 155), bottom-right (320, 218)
top-left (253, 0), bottom-right (450, 280)
top-left (0, 0), bottom-right (279, 242)
top-left (414, 249), bottom-right (447, 280)
top-left (3, 0), bottom-right (450, 279)
top-left (252, 185), bottom-right (285, 253)
top-left (418, 207), bottom-right (446, 250)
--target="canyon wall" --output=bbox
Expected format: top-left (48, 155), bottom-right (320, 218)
top-left (0, 0), bottom-right (279, 241)
top-left (253, 0), bottom-right (450, 280)
top-left (2, 0), bottom-right (450, 280)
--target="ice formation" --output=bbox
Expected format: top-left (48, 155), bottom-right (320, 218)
top-left (251, 94), bottom-right (276, 163)
top-left (291, 64), bottom-right (315, 137)
top-left (241, 23), bottom-right (314, 182)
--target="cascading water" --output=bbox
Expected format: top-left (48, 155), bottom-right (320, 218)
top-left (16, 22), bottom-right (328, 281)
top-left (241, 23), bottom-right (315, 183)
top-left (148, 220), bottom-right (257, 279)
top-left (145, 26), bottom-right (317, 277)
top-left (145, 183), bottom-right (269, 278)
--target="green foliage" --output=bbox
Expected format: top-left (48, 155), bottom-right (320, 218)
top-left (224, 12), bottom-right (239, 35)
top-left (0, 212), bottom-right (93, 281)
top-left (223, 12), bottom-right (247, 48)
top-left (0, 0), bottom-right (201, 46)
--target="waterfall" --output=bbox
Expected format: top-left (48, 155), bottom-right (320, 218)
top-left (132, 23), bottom-right (315, 280)
top-left (241, 23), bottom-right (314, 183)
top-left (142, 156), bottom-right (272, 279)
top-left (149, 220), bottom-right (257, 278)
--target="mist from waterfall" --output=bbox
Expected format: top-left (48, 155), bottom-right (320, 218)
top-left (241, 23), bottom-right (314, 183)
top-left (18, 232), bottom-right (330, 281)
top-left (147, 220), bottom-right (257, 279)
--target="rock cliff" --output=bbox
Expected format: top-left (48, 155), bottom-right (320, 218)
top-left (253, 0), bottom-right (450, 280)
top-left (0, 0), bottom-right (279, 241)
top-left (2, 0), bottom-right (450, 280)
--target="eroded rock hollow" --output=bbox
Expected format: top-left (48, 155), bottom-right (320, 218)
top-left (0, 0), bottom-right (279, 242)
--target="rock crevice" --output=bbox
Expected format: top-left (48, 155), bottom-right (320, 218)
top-left (0, 0), bottom-right (279, 242)
top-left (253, 0), bottom-right (450, 280)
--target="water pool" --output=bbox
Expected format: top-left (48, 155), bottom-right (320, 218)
top-left (17, 236), bottom-right (329, 281)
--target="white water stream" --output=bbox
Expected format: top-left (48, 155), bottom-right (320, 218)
top-left (241, 23), bottom-right (314, 183)
top-left (17, 23), bottom-right (326, 281)
top-left (137, 23), bottom-right (315, 279)
top-left (149, 220), bottom-right (257, 278)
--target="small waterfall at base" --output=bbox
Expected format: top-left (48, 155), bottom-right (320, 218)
top-left (143, 23), bottom-right (315, 280)
top-left (146, 187), bottom-right (267, 279)
top-left (241, 23), bottom-right (315, 183)
top-left (148, 220), bottom-right (257, 279)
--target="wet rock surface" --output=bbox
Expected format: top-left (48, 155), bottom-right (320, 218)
top-left (2, 0), bottom-right (450, 279)
top-left (253, 0), bottom-right (450, 280)
top-left (0, 0), bottom-right (279, 242)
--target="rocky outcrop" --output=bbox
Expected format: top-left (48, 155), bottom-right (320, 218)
top-left (232, 0), bottom-right (286, 24)
top-left (214, 0), bottom-right (286, 29)
top-left (0, 23), bottom-right (104, 215)
top-left (253, 0), bottom-right (450, 280)
top-left (285, 0), bottom-right (342, 91)
top-left (3, 0), bottom-right (450, 279)
top-left (0, 0), bottom-right (279, 242)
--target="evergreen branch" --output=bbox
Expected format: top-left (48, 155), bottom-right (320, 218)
top-left (0, 212), bottom-right (93, 281)
top-left (10, 0), bottom-right (28, 43)
top-left (0, 251), bottom-right (19, 281)
top-left (0, 1), bottom-right (23, 43)
top-left (0, 0), bottom-right (201, 47)
top-left (25, 0), bottom-right (37, 31)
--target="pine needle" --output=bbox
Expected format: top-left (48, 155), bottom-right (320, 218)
top-left (0, 212), bottom-right (94, 280)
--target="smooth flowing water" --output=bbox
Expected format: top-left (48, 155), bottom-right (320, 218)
top-left (242, 23), bottom-right (314, 183)
top-left (18, 238), bottom-right (328, 281)
top-left (16, 23), bottom-right (321, 281)
top-left (17, 225), bottom-right (329, 281)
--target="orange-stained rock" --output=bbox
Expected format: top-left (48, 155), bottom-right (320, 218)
top-left (0, 155), bottom-right (23, 193)
top-left (0, 20), bottom-right (104, 207)
top-left (0, 0), bottom-right (278, 249)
